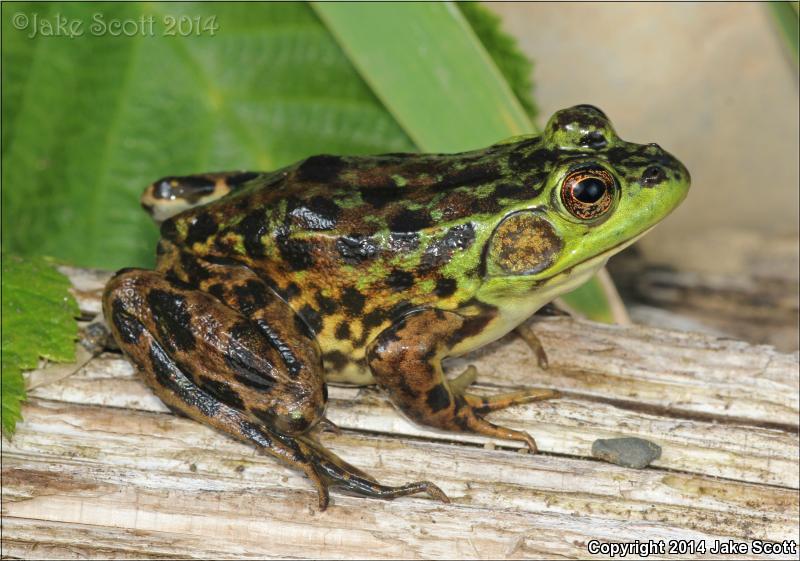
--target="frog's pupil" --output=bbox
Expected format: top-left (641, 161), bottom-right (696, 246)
top-left (573, 177), bottom-right (606, 203)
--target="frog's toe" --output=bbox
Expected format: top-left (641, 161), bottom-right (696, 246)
top-left (449, 364), bottom-right (478, 394)
top-left (339, 478), bottom-right (451, 504)
top-left (300, 461), bottom-right (331, 511)
top-left (515, 323), bottom-right (550, 369)
top-left (457, 388), bottom-right (559, 453)
top-left (315, 417), bottom-right (342, 436)
top-left (463, 387), bottom-right (559, 415)
top-left (462, 414), bottom-right (541, 454)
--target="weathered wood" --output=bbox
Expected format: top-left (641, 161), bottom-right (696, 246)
top-left (610, 230), bottom-right (799, 353)
top-left (2, 267), bottom-right (798, 559)
top-left (25, 349), bottom-right (799, 488)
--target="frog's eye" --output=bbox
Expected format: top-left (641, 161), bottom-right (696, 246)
top-left (561, 168), bottom-right (616, 220)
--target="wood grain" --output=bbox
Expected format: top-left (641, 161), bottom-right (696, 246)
top-left (2, 267), bottom-right (798, 559)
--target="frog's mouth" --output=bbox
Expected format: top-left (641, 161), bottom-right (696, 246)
top-left (537, 226), bottom-right (654, 286)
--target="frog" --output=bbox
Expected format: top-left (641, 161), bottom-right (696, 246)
top-left (103, 105), bottom-right (690, 509)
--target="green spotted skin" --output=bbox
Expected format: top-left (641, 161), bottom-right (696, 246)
top-left (104, 105), bottom-right (690, 508)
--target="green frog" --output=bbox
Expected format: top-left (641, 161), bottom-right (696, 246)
top-left (103, 105), bottom-right (690, 509)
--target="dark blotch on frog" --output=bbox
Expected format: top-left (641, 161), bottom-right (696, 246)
top-left (336, 235), bottom-right (381, 265)
top-left (387, 269), bottom-right (415, 290)
top-left (147, 289), bottom-right (195, 353)
top-left (237, 210), bottom-right (269, 256)
top-left (200, 375), bottom-right (246, 410)
top-left (434, 278), bottom-right (457, 298)
top-left (224, 322), bottom-right (279, 391)
top-left (389, 207), bottom-right (435, 232)
top-left (287, 195), bottom-right (341, 231)
top-left (426, 384), bottom-right (452, 413)
top-left (275, 226), bottom-right (315, 271)
top-left (185, 213), bottom-right (219, 246)
top-left (420, 223), bottom-right (476, 271)
top-left (111, 298), bottom-right (144, 345)
top-left (296, 155), bottom-right (347, 184)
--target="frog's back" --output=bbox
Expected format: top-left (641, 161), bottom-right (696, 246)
top-left (164, 144), bottom-right (544, 303)
top-left (207, 145), bottom-right (540, 240)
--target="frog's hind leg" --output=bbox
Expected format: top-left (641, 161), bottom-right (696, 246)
top-left (368, 309), bottom-right (558, 453)
top-left (103, 269), bottom-right (332, 504)
top-left (140, 171), bottom-right (263, 224)
top-left (104, 267), bottom-right (448, 508)
top-left (299, 435), bottom-right (448, 502)
top-left (178, 260), bottom-right (448, 501)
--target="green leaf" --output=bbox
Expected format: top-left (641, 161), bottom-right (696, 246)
top-left (458, 2), bottom-right (538, 121)
top-left (559, 270), bottom-right (630, 324)
top-left (1, 254), bottom-right (79, 436)
top-left (2, 2), bottom-right (414, 270)
top-left (768, 2), bottom-right (799, 70)
top-left (1, 366), bottom-right (25, 437)
top-left (313, 2), bottom-right (533, 152)
top-left (313, 2), bottom-right (623, 322)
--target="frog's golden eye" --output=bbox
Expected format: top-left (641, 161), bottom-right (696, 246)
top-left (561, 168), bottom-right (615, 220)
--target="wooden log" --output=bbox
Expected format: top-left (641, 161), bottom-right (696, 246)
top-left (610, 229), bottom-right (799, 353)
top-left (2, 267), bottom-right (798, 559)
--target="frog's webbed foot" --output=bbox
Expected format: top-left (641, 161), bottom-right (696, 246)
top-left (296, 435), bottom-right (449, 505)
top-left (369, 309), bottom-right (559, 454)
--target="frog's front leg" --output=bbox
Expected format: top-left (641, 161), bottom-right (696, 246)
top-left (103, 268), bottom-right (447, 508)
top-left (367, 309), bottom-right (557, 453)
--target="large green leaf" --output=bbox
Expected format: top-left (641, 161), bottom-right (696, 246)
top-left (313, 2), bottom-right (532, 152)
top-left (1, 255), bottom-right (79, 436)
top-left (2, 2), bottom-right (414, 270)
top-left (458, 2), bottom-right (538, 121)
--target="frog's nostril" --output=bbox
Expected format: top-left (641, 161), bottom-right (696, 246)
top-left (641, 166), bottom-right (666, 187)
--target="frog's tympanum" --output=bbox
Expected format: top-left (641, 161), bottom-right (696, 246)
top-left (104, 105), bottom-right (690, 508)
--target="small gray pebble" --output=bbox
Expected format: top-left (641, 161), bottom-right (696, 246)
top-left (591, 437), bottom-right (662, 469)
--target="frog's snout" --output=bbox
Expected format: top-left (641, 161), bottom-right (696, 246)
top-left (640, 143), bottom-right (691, 190)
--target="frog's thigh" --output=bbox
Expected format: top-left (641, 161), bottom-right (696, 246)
top-left (187, 259), bottom-right (321, 365)
top-left (367, 309), bottom-right (545, 452)
top-left (103, 268), bottom-right (325, 436)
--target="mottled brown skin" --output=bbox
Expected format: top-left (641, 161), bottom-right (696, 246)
top-left (104, 105), bottom-right (691, 508)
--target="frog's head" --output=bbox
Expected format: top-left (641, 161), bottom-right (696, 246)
top-left (484, 105), bottom-right (690, 291)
